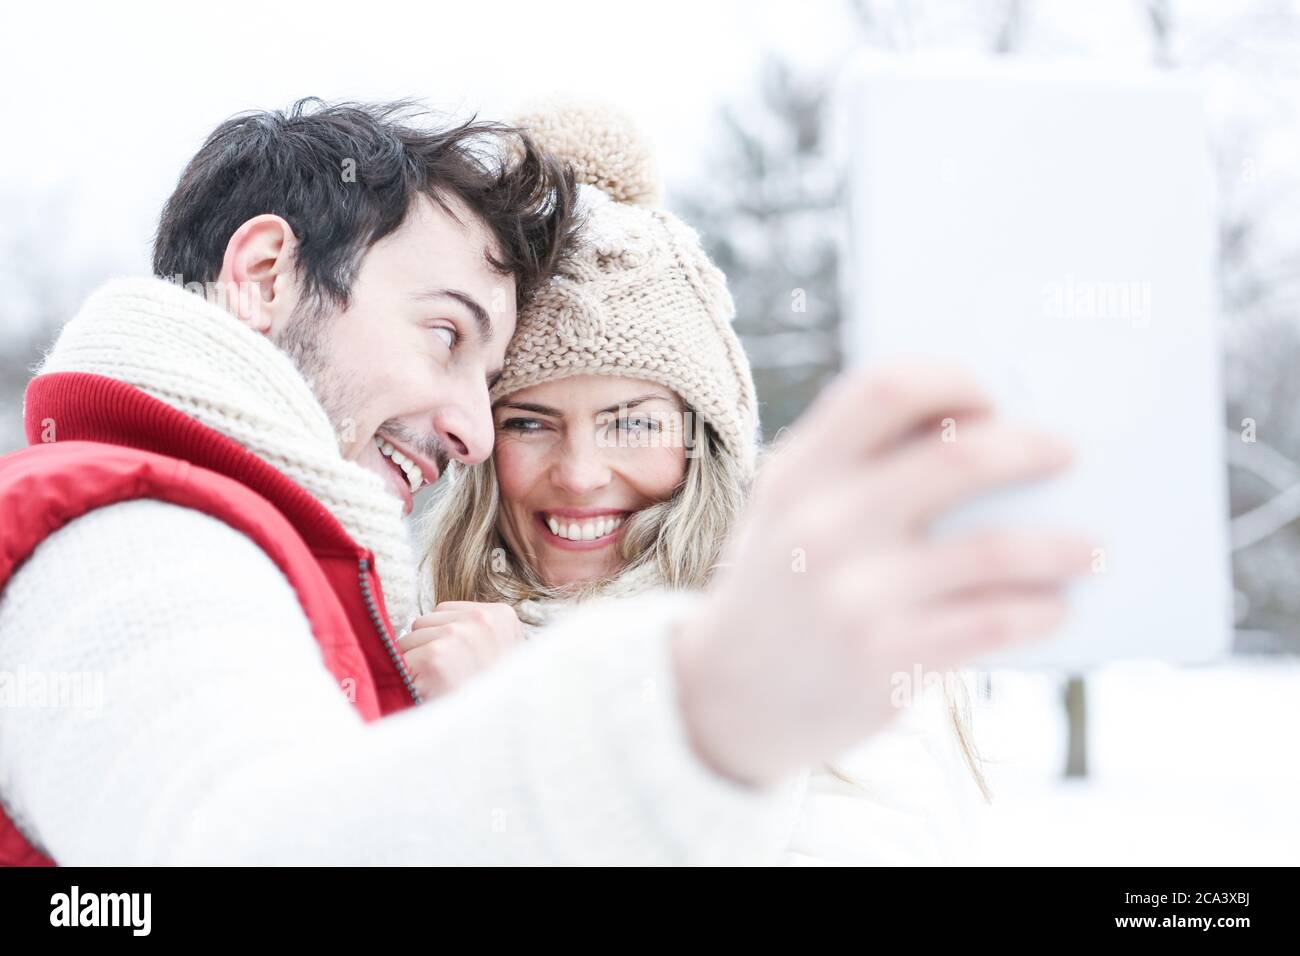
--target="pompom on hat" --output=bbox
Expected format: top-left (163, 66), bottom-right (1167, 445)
top-left (513, 99), bottom-right (662, 207)
top-left (497, 97), bottom-right (761, 477)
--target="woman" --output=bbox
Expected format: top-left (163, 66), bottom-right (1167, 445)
top-left (408, 100), bottom-right (987, 864)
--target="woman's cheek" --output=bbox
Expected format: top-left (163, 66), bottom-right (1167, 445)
top-left (628, 444), bottom-right (687, 498)
top-left (494, 440), bottom-right (545, 507)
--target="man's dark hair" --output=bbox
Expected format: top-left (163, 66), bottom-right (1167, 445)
top-left (153, 97), bottom-right (576, 310)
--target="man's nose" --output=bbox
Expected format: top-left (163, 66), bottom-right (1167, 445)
top-left (432, 380), bottom-right (495, 466)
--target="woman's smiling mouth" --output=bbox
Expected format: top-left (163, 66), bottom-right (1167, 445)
top-left (536, 509), bottom-right (629, 550)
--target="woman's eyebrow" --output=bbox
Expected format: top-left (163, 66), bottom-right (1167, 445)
top-left (495, 394), bottom-right (675, 417)
top-left (496, 401), bottom-right (562, 416)
top-left (598, 394), bottom-right (675, 414)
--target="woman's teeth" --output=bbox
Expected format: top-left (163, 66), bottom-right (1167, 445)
top-left (545, 513), bottom-right (624, 541)
top-left (375, 437), bottom-right (425, 493)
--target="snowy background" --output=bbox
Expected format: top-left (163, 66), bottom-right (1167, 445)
top-left (2, 0), bottom-right (1298, 863)
top-left (977, 662), bottom-right (1300, 864)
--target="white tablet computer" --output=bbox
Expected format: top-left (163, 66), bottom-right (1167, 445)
top-left (837, 55), bottom-right (1232, 668)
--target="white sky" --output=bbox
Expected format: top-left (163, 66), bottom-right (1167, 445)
top-left (0, 0), bottom-right (1292, 304)
top-left (0, 0), bottom-right (862, 279)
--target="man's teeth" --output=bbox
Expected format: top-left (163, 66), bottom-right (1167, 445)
top-left (545, 514), bottom-right (625, 541)
top-left (375, 437), bottom-right (425, 493)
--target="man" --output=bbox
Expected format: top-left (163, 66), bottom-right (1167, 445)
top-left (0, 99), bottom-right (1092, 865)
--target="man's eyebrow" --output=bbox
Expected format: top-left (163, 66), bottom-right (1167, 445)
top-left (413, 287), bottom-right (492, 343)
top-left (487, 368), bottom-right (504, 392)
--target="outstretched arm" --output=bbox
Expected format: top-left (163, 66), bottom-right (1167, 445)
top-left (0, 500), bottom-right (803, 865)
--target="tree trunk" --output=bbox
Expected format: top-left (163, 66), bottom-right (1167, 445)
top-left (1064, 675), bottom-right (1087, 778)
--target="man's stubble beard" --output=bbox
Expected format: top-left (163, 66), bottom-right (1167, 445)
top-left (271, 301), bottom-right (366, 451)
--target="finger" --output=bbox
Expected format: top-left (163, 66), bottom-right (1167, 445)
top-left (397, 624), bottom-right (452, 654)
top-left (795, 363), bottom-right (994, 466)
top-left (410, 610), bottom-right (472, 631)
top-left (853, 420), bottom-right (1074, 534)
top-left (405, 643), bottom-right (459, 700)
top-left (430, 602), bottom-right (503, 631)
top-left (412, 636), bottom-right (474, 677)
top-left (907, 586), bottom-right (1069, 671)
top-left (896, 531), bottom-right (1098, 604)
top-left (434, 601), bottom-right (497, 613)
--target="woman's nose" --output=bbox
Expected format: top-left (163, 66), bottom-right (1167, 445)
top-left (550, 440), bottom-right (612, 495)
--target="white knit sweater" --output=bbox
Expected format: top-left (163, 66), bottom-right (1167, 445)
top-left (0, 499), bottom-right (806, 864)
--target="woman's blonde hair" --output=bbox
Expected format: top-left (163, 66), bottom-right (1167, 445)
top-left (419, 397), bottom-right (990, 801)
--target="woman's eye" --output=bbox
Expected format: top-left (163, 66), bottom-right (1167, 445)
top-left (432, 326), bottom-right (457, 349)
top-left (499, 418), bottom-right (544, 433)
top-left (619, 417), bottom-right (659, 432)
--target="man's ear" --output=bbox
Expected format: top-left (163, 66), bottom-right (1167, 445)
top-left (215, 214), bottom-right (300, 334)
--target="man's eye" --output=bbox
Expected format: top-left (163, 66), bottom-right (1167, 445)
top-left (432, 326), bottom-right (457, 349)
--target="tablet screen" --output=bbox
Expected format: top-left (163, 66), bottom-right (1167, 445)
top-left (839, 56), bottom-right (1232, 668)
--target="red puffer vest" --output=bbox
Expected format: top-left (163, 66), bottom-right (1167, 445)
top-left (0, 371), bottom-right (420, 866)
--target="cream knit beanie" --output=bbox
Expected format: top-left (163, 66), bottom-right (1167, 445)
top-left (495, 98), bottom-right (760, 477)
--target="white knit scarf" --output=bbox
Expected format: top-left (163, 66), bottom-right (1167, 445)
top-left (512, 559), bottom-right (666, 639)
top-left (37, 276), bottom-right (417, 632)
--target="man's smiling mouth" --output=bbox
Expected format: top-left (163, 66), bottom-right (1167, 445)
top-left (374, 436), bottom-right (427, 494)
